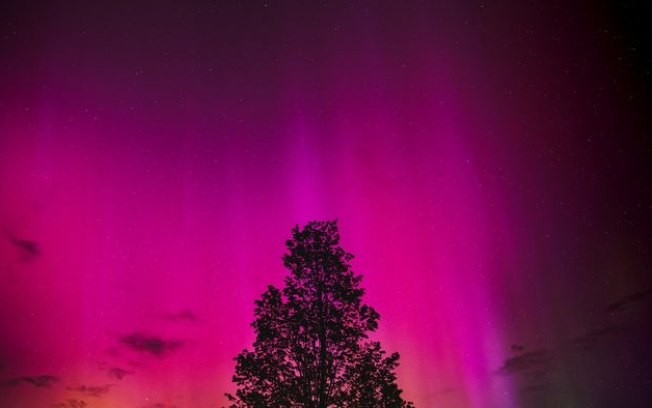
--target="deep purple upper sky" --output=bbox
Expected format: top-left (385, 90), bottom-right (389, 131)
top-left (1, 1), bottom-right (651, 407)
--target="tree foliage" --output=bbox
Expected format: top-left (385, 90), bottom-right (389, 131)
top-left (225, 220), bottom-right (414, 408)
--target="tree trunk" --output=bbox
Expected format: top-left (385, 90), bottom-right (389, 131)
top-left (317, 270), bottom-right (327, 408)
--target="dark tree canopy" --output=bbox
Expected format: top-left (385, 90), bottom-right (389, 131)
top-left (226, 220), bottom-right (414, 408)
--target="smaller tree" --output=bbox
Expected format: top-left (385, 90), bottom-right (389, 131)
top-left (225, 220), bottom-right (414, 407)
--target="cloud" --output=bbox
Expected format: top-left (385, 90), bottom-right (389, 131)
top-left (510, 344), bottom-right (525, 353)
top-left (140, 404), bottom-right (181, 408)
top-left (164, 309), bottom-right (198, 323)
top-left (52, 400), bottom-right (87, 408)
top-left (8, 236), bottom-right (40, 260)
top-left (98, 361), bottom-right (133, 380)
top-left (1, 374), bottom-right (58, 388)
top-left (571, 325), bottom-right (624, 351)
top-left (120, 333), bottom-right (184, 358)
top-left (107, 366), bottom-right (132, 380)
top-left (606, 288), bottom-right (652, 313)
top-left (52, 399), bottom-right (87, 408)
top-left (498, 349), bottom-right (557, 376)
top-left (67, 384), bottom-right (114, 397)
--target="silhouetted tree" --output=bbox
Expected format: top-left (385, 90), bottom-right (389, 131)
top-left (225, 220), bottom-right (414, 408)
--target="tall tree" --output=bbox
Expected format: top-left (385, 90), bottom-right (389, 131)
top-left (225, 220), bottom-right (414, 408)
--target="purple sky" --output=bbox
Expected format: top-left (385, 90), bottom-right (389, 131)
top-left (1, 1), bottom-right (651, 407)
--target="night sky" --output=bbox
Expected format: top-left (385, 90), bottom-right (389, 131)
top-left (1, 1), bottom-right (652, 407)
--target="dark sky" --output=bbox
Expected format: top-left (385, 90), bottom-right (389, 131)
top-left (1, 1), bottom-right (651, 407)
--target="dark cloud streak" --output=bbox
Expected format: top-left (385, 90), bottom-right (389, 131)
top-left (606, 288), bottom-right (652, 313)
top-left (510, 344), bottom-right (525, 353)
top-left (141, 403), bottom-right (181, 408)
top-left (571, 325), bottom-right (624, 351)
top-left (107, 366), bottom-right (132, 380)
top-left (1, 374), bottom-right (58, 388)
top-left (120, 333), bottom-right (184, 358)
top-left (52, 399), bottom-right (87, 408)
top-left (498, 349), bottom-right (557, 376)
top-left (8, 236), bottom-right (40, 260)
top-left (67, 384), bottom-right (114, 397)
